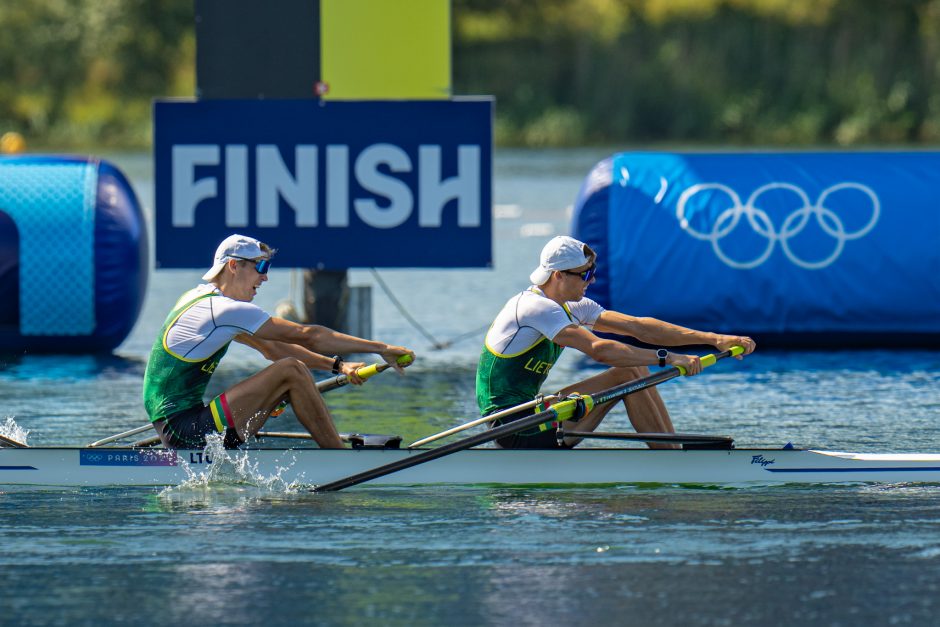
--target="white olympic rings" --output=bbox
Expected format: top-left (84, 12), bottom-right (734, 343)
top-left (676, 182), bottom-right (880, 270)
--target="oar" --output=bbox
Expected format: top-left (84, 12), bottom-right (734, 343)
top-left (0, 433), bottom-right (28, 448)
top-left (88, 354), bottom-right (414, 447)
top-left (558, 430), bottom-right (734, 447)
top-left (407, 394), bottom-right (563, 448)
top-left (87, 424), bottom-right (153, 448)
top-left (316, 353), bottom-right (413, 393)
top-left (314, 346), bottom-right (744, 492)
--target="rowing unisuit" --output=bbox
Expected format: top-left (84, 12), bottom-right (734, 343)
top-left (476, 286), bottom-right (603, 416)
top-left (142, 284), bottom-right (269, 433)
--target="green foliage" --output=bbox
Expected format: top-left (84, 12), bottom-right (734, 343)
top-left (455, 0), bottom-right (940, 146)
top-left (2, 0), bottom-right (940, 148)
top-left (0, 0), bottom-right (193, 149)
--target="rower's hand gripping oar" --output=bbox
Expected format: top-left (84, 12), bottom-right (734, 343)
top-left (88, 354), bottom-right (413, 448)
top-left (269, 353), bottom-right (414, 415)
top-left (313, 346), bottom-right (745, 492)
top-left (319, 353), bottom-right (414, 393)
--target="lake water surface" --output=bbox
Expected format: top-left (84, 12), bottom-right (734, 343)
top-left (2, 149), bottom-right (939, 626)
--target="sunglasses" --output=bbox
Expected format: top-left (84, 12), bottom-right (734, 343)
top-left (231, 256), bottom-right (272, 275)
top-left (561, 263), bottom-right (597, 282)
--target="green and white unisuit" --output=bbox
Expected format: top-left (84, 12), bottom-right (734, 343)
top-left (476, 286), bottom-right (604, 429)
top-left (143, 284), bottom-right (270, 428)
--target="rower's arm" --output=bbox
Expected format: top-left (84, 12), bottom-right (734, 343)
top-left (235, 333), bottom-right (336, 371)
top-left (250, 317), bottom-right (415, 372)
top-left (592, 311), bottom-right (756, 357)
top-left (553, 324), bottom-right (700, 373)
top-left (593, 311), bottom-right (719, 346)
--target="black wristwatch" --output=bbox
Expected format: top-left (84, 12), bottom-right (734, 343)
top-left (331, 355), bottom-right (344, 374)
top-left (656, 349), bottom-right (668, 368)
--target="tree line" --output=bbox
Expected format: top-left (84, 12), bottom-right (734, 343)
top-left (3, 0), bottom-right (939, 148)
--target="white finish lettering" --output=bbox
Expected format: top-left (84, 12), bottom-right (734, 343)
top-left (354, 144), bottom-right (413, 228)
top-left (419, 145), bottom-right (481, 227)
top-left (172, 145), bottom-right (219, 226)
top-left (326, 145), bottom-right (349, 227)
top-left (169, 142), bottom-right (484, 230)
top-left (256, 145), bottom-right (318, 227)
top-left (225, 145), bottom-right (248, 227)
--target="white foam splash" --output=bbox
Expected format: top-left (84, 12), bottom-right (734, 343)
top-left (0, 417), bottom-right (28, 446)
top-left (160, 433), bottom-right (306, 499)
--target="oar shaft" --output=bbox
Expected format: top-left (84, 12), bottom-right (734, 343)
top-left (407, 394), bottom-right (561, 448)
top-left (131, 436), bottom-right (161, 448)
top-left (314, 347), bottom-right (741, 492)
top-left (316, 405), bottom-right (562, 492)
top-left (87, 424), bottom-right (153, 448)
top-left (0, 433), bottom-right (28, 448)
top-left (257, 431), bottom-right (315, 440)
top-left (559, 431), bottom-right (734, 444)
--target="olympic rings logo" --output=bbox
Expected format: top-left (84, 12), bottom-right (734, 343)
top-left (676, 182), bottom-right (880, 270)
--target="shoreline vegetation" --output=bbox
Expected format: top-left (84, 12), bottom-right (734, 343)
top-left (3, 0), bottom-right (940, 151)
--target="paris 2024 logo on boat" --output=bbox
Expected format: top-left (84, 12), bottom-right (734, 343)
top-left (675, 182), bottom-right (880, 270)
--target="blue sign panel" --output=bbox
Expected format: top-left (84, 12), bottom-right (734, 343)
top-left (154, 99), bottom-right (493, 268)
top-left (572, 152), bottom-right (940, 344)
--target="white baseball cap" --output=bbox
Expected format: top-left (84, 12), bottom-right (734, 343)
top-left (529, 235), bottom-right (593, 285)
top-left (202, 234), bottom-right (266, 281)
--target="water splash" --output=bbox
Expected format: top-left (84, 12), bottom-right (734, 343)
top-left (159, 433), bottom-right (307, 499)
top-left (0, 416), bottom-right (29, 445)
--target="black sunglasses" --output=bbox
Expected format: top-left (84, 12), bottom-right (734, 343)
top-left (231, 256), bottom-right (272, 275)
top-left (561, 263), bottom-right (597, 282)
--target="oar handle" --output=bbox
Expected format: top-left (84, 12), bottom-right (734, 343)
top-left (675, 345), bottom-right (744, 375)
top-left (355, 354), bottom-right (414, 380)
top-left (316, 354), bottom-right (413, 393)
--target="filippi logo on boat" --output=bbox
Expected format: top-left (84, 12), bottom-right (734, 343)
top-left (153, 99), bottom-right (494, 269)
top-left (676, 182), bottom-right (880, 270)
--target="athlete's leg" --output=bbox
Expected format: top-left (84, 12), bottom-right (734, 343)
top-left (219, 358), bottom-right (343, 448)
top-left (556, 366), bottom-right (677, 449)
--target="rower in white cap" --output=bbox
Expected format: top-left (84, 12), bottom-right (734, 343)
top-left (476, 235), bottom-right (755, 449)
top-left (143, 234), bottom-right (415, 449)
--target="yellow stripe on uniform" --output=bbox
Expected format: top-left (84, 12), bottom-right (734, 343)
top-left (209, 398), bottom-right (226, 433)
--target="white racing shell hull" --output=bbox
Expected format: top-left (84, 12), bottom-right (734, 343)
top-left (3, 447), bottom-right (940, 487)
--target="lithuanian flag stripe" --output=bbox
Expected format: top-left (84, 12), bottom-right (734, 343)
top-left (209, 396), bottom-right (230, 432)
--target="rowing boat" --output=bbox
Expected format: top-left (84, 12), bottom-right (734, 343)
top-left (5, 349), bottom-right (933, 489)
top-left (3, 445), bottom-right (940, 487)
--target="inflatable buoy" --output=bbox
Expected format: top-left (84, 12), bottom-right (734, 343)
top-left (0, 155), bottom-right (148, 352)
top-left (572, 151), bottom-right (940, 347)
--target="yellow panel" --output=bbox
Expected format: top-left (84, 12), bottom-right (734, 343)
top-left (321, 0), bottom-right (451, 100)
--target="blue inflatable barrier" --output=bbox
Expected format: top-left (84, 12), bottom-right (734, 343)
top-left (572, 152), bottom-right (940, 347)
top-left (0, 155), bottom-right (148, 352)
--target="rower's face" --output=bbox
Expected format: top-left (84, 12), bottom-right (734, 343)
top-left (229, 257), bottom-right (269, 301)
top-left (559, 259), bottom-right (596, 301)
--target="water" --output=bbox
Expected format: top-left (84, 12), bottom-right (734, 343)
top-left (2, 149), bottom-right (940, 625)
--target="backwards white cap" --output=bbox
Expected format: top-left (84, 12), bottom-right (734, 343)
top-left (202, 234), bottom-right (266, 281)
top-left (529, 235), bottom-right (591, 285)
